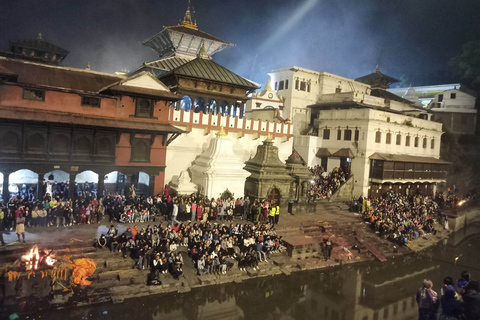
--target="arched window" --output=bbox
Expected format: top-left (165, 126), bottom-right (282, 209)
top-left (396, 134), bottom-right (401, 145)
top-left (406, 135), bottom-right (411, 146)
top-left (194, 97), bottom-right (206, 113)
top-left (131, 139), bottom-right (150, 162)
top-left (431, 139), bottom-right (435, 149)
top-left (285, 80), bottom-right (289, 89)
top-left (180, 96), bottom-right (192, 112)
top-left (414, 136), bottom-right (419, 147)
top-left (208, 99), bottom-right (217, 114)
top-left (295, 79), bottom-right (299, 90)
top-left (220, 101), bottom-right (229, 116)
top-left (230, 104), bottom-right (236, 117)
top-left (386, 132), bottom-right (391, 144)
top-left (135, 98), bottom-right (153, 118)
top-left (375, 131), bottom-right (381, 143)
top-left (422, 137), bottom-right (427, 148)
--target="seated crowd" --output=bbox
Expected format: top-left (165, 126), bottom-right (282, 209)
top-left (361, 190), bottom-right (440, 245)
top-left (100, 220), bottom-right (282, 284)
top-left (308, 166), bottom-right (346, 200)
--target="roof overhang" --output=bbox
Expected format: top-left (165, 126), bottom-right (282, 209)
top-left (369, 153), bottom-right (451, 164)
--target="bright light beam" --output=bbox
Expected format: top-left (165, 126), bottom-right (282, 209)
top-left (258, 0), bottom-right (320, 53)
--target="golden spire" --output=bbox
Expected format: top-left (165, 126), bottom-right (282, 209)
top-left (265, 133), bottom-right (273, 142)
top-left (216, 125), bottom-right (227, 137)
top-left (86, 62), bottom-right (91, 70)
top-left (181, 0), bottom-right (198, 30)
top-left (197, 43), bottom-right (209, 59)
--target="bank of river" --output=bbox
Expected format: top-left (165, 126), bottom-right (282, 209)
top-left (6, 222), bottom-right (479, 320)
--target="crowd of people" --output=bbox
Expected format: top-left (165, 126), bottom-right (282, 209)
top-left (417, 271), bottom-right (480, 320)
top-left (361, 191), bottom-right (440, 246)
top-left (96, 220), bottom-right (283, 283)
top-left (308, 166), bottom-right (347, 200)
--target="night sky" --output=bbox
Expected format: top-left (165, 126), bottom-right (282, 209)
top-left (1, 0), bottom-right (479, 88)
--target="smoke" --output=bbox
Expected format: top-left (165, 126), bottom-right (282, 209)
top-left (1, 0), bottom-right (479, 87)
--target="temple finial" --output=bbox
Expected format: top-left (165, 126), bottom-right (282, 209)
top-left (86, 62), bottom-right (90, 70)
top-left (198, 43), bottom-right (209, 59)
top-left (265, 78), bottom-right (272, 91)
top-left (375, 65), bottom-right (379, 72)
top-left (37, 33), bottom-right (42, 40)
top-left (216, 125), bottom-right (227, 136)
top-left (181, 0), bottom-right (198, 30)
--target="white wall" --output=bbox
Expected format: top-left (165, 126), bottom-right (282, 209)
top-left (165, 128), bottom-right (293, 193)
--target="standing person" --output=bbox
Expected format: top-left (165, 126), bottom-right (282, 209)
top-left (416, 279), bottom-right (439, 320)
top-left (172, 201), bottom-right (178, 224)
top-left (274, 203), bottom-right (280, 225)
top-left (462, 281), bottom-right (480, 320)
top-left (191, 200), bottom-right (197, 222)
top-left (0, 209), bottom-right (6, 245)
top-left (438, 285), bottom-right (463, 320)
top-left (16, 211), bottom-right (26, 243)
top-left (325, 238), bottom-right (333, 261)
top-left (268, 203), bottom-right (276, 224)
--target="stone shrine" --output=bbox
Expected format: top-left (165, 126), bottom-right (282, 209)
top-left (244, 136), bottom-right (294, 204)
top-left (285, 151), bottom-right (312, 201)
top-left (190, 126), bottom-right (249, 199)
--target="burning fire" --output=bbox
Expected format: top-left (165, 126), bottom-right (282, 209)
top-left (458, 200), bottom-right (466, 207)
top-left (21, 245), bottom-right (56, 271)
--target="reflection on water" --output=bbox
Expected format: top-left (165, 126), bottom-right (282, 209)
top-left (20, 224), bottom-right (480, 320)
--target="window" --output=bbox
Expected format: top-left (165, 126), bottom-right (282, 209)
top-left (386, 132), bottom-right (391, 144)
top-left (307, 83), bottom-right (311, 92)
top-left (423, 137), bottom-right (427, 148)
top-left (406, 135), bottom-right (411, 146)
top-left (130, 138), bottom-right (151, 162)
top-left (414, 136), bottom-right (419, 147)
top-left (285, 80), bottom-right (289, 89)
top-left (396, 134), bottom-right (401, 145)
top-left (450, 93), bottom-right (456, 99)
top-left (438, 94), bottom-right (443, 102)
top-left (323, 129), bottom-right (330, 139)
top-left (461, 115), bottom-right (467, 125)
top-left (337, 129), bottom-right (342, 140)
top-left (274, 82), bottom-right (278, 90)
top-left (295, 79), bottom-right (299, 90)
top-left (344, 129), bottom-right (352, 141)
top-left (180, 95), bottom-right (192, 111)
top-left (22, 88), bottom-right (45, 101)
top-left (431, 139), bottom-right (435, 149)
top-left (135, 98), bottom-right (153, 118)
top-left (375, 131), bottom-right (381, 143)
top-left (354, 129), bottom-right (359, 141)
top-left (81, 96), bottom-right (100, 108)
top-left (278, 81), bottom-right (284, 90)
top-left (300, 81), bottom-right (306, 91)
top-left (336, 87), bottom-right (342, 93)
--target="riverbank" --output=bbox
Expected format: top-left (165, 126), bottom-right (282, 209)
top-left (0, 201), bottom-right (458, 315)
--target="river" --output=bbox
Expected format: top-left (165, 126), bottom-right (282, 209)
top-left (11, 224), bottom-right (480, 320)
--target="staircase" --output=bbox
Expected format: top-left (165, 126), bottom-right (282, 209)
top-left (330, 175), bottom-right (354, 202)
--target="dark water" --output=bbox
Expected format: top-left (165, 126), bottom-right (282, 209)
top-left (11, 224), bottom-right (480, 320)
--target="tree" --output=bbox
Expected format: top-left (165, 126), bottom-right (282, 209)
top-left (450, 40), bottom-right (480, 87)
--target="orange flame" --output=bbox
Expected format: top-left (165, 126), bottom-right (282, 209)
top-left (22, 245), bottom-right (40, 270)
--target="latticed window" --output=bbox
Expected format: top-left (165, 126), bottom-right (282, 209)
top-left (23, 88), bottom-right (45, 101)
top-left (323, 129), bottom-right (330, 140)
top-left (136, 98), bottom-right (153, 118)
top-left (81, 96), bottom-right (100, 108)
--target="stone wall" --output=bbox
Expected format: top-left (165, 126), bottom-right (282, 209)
top-left (446, 206), bottom-right (480, 232)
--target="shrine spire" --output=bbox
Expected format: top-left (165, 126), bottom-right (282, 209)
top-left (181, 0), bottom-right (198, 30)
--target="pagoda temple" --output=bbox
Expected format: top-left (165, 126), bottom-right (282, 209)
top-left (141, 1), bottom-right (233, 60)
top-left (244, 136), bottom-right (294, 204)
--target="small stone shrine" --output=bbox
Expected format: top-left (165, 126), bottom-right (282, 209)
top-left (244, 135), bottom-right (294, 204)
top-left (285, 151), bottom-right (313, 201)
